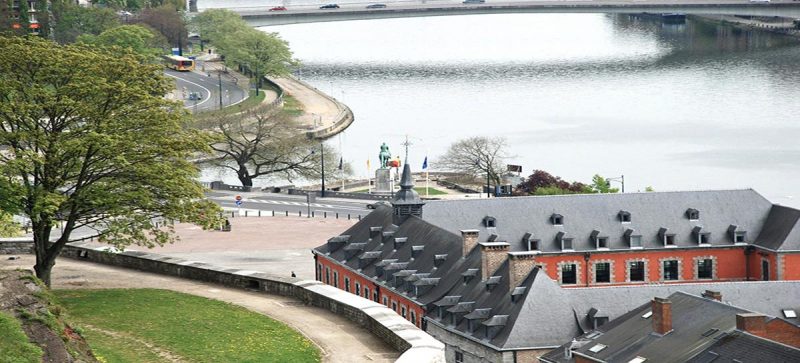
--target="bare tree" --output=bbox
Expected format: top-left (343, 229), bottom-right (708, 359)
top-left (437, 136), bottom-right (509, 185)
top-left (197, 105), bottom-right (345, 187)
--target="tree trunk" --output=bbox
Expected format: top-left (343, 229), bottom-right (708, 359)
top-left (32, 221), bottom-right (54, 286)
top-left (237, 163), bottom-right (253, 187)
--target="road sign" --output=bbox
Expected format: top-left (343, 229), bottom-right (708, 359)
top-left (235, 195), bottom-right (242, 201)
top-left (235, 200), bottom-right (242, 207)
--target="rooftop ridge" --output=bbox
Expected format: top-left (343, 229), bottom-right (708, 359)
top-left (425, 188), bottom-right (768, 204)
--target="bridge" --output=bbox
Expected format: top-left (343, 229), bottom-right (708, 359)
top-left (203, 0), bottom-right (800, 27)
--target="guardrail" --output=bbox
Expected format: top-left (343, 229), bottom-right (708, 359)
top-left (288, 188), bottom-right (393, 201)
top-left (261, 76), bottom-right (285, 109)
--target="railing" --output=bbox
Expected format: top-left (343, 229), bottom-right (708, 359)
top-left (261, 76), bottom-right (285, 109)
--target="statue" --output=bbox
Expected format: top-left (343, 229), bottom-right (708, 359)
top-left (379, 143), bottom-right (391, 169)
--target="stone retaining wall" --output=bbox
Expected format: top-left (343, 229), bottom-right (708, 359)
top-left (0, 239), bottom-right (34, 254)
top-left (60, 241), bottom-right (444, 363)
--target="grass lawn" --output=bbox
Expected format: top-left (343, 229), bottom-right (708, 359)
top-left (0, 311), bottom-right (43, 363)
top-left (200, 89), bottom-right (266, 118)
top-left (351, 187), bottom-right (447, 195)
top-left (55, 289), bottom-right (319, 363)
top-left (282, 95), bottom-right (304, 116)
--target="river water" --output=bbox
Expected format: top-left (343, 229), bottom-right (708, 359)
top-left (199, 3), bottom-right (800, 207)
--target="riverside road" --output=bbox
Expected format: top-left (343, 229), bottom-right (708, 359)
top-left (166, 68), bottom-right (247, 113)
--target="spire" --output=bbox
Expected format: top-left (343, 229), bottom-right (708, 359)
top-left (392, 161), bottom-right (424, 221)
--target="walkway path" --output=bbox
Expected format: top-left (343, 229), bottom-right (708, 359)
top-left (3, 256), bottom-right (398, 363)
top-left (273, 76), bottom-right (355, 139)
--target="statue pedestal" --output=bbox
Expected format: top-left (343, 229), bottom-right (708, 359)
top-left (375, 168), bottom-right (392, 194)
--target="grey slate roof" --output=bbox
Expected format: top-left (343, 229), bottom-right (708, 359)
top-left (541, 291), bottom-right (800, 363)
top-left (686, 330), bottom-right (800, 363)
top-left (754, 205), bottom-right (800, 251)
top-left (422, 189), bottom-right (790, 252)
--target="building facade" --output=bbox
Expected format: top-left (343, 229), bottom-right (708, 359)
top-left (313, 165), bottom-right (800, 362)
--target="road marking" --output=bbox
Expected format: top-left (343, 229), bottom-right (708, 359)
top-left (165, 73), bottom-right (212, 109)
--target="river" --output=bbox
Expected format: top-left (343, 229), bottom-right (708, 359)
top-left (199, 3), bottom-right (800, 207)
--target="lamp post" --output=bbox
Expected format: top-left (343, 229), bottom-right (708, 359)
top-left (606, 175), bottom-right (625, 193)
top-left (217, 73), bottom-right (223, 109)
top-left (320, 143), bottom-right (326, 198)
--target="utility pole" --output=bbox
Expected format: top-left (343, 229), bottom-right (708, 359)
top-left (320, 143), bottom-right (326, 198)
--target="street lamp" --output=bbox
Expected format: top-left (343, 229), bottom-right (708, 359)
top-left (606, 175), bottom-right (625, 193)
top-left (320, 143), bottom-right (326, 198)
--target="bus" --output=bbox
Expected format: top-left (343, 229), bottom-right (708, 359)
top-left (163, 55), bottom-right (195, 72)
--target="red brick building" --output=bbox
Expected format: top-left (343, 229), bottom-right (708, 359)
top-left (313, 164), bottom-right (800, 362)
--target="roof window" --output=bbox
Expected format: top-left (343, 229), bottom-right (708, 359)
top-left (641, 311), bottom-right (652, 319)
top-left (686, 208), bottom-right (700, 220)
top-left (618, 210), bottom-right (631, 223)
top-left (588, 344), bottom-right (607, 353)
top-left (693, 226), bottom-right (710, 245)
top-left (483, 216), bottom-right (496, 228)
top-left (659, 228), bottom-right (676, 247)
top-left (551, 213), bottom-right (564, 226)
top-left (625, 228), bottom-right (642, 248)
top-left (783, 309), bottom-right (797, 318)
top-left (628, 357), bottom-right (647, 363)
top-left (728, 225), bottom-right (747, 244)
top-left (523, 233), bottom-right (540, 251)
top-left (557, 231), bottom-right (573, 251)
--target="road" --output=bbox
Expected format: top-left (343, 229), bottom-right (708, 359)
top-left (165, 68), bottom-right (248, 113)
top-left (206, 190), bottom-right (375, 219)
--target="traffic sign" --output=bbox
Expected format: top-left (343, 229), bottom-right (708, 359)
top-left (235, 195), bottom-right (242, 201)
top-left (235, 200), bottom-right (242, 207)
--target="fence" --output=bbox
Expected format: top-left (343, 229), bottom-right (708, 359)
top-left (288, 188), bottom-right (393, 201)
top-left (220, 208), bottom-right (364, 221)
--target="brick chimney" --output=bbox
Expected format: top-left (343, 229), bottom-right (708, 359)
top-left (736, 313), bottom-right (766, 336)
top-left (652, 297), bottom-right (673, 335)
top-left (702, 290), bottom-right (722, 301)
top-left (508, 252), bottom-right (537, 289)
top-left (461, 230), bottom-right (479, 257)
top-left (480, 242), bottom-right (509, 280)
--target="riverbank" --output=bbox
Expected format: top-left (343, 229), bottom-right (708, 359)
top-left (691, 14), bottom-right (800, 39)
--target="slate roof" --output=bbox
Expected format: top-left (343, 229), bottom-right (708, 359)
top-left (421, 189), bottom-right (800, 252)
top-left (754, 205), bottom-right (800, 251)
top-left (686, 330), bottom-right (800, 363)
top-left (541, 291), bottom-right (800, 363)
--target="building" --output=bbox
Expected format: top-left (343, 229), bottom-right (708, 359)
top-left (540, 291), bottom-right (800, 362)
top-left (2, 0), bottom-right (43, 35)
top-left (312, 164), bottom-right (800, 362)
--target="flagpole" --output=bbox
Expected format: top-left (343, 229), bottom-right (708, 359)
top-left (367, 158), bottom-right (371, 194)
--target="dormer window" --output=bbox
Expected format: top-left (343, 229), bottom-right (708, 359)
top-left (659, 227), bottom-right (675, 247)
top-left (618, 210), bottom-right (631, 223)
top-left (734, 231), bottom-right (746, 243)
top-left (483, 216), bottom-right (496, 228)
top-left (625, 228), bottom-right (642, 248)
top-left (557, 231), bottom-right (573, 250)
top-left (551, 213), bottom-right (564, 226)
top-left (591, 229), bottom-right (608, 249)
top-left (686, 208), bottom-right (700, 221)
top-left (693, 226), bottom-right (710, 245)
top-left (528, 239), bottom-right (540, 251)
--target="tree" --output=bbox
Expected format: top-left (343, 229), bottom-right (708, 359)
top-left (590, 174), bottom-right (620, 194)
top-left (138, 5), bottom-right (187, 51)
top-left (77, 24), bottom-right (166, 59)
top-left (34, 0), bottom-right (49, 38)
top-left (0, 211), bottom-right (21, 237)
top-left (438, 136), bottom-right (509, 186)
top-left (197, 105), bottom-right (347, 188)
top-left (0, 37), bottom-right (220, 286)
top-left (52, 1), bottom-right (120, 43)
top-left (515, 170), bottom-right (590, 195)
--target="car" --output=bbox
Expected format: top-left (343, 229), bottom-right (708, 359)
top-left (269, 6), bottom-right (287, 11)
top-left (319, 3), bottom-right (340, 9)
top-left (187, 92), bottom-right (202, 101)
top-left (462, 0), bottom-right (485, 3)
top-left (366, 201), bottom-right (390, 209)
top-left (366, 3), bottom-right (386, 8)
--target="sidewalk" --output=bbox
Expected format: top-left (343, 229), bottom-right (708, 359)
top-left (273, 76), bottom-right (355, 139)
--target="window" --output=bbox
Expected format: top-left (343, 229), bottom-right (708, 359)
top-left (619, 211), bottom-right (631, 223)
top-left (630, 235), bottom-right (642, 248)
top-left (355, 282), bottom-right (361, 296)
top-left (629, 261), bottom-right (645, 282)
top-left (628, 357), bottom-right (647, 363)
top-left (698, 233), bottom-right (710, 245)
top-left (528, 239), bottom-right (540, 251)
top-left (562, 238), bottom-right (573, 251)
top-left (762, 260), bottom-right (770, 281)
top-left (551, 214), bottom-right (564, 225)
top-left (401, 306), bottom-right (407, 318)
top-left (392, 301), bottom-right (397, 312)
top-left (665, 235), bottom-right (675, 246)
top-left (364, 287), bottom-right (370, 299)
top-left (333, 271), bottom-right (338, 288)
top-left (484, 216), bottom-right (496, 228)
top-left (734, 231), bottom-right (747, 243)
top-left (589, 344), bottom-right (607, 353)
top-left (595, 262), bottom-right (611, 283)
top-left (663, 260), bottom-right (679, 281)
top-left (686, 208), bottom-right (700, 220)
top-left (411, 311), bottom-right (417, 326)
top-left (561, 264), bottom-right (577, 284)
top-left (597, 237), bottom-right (609, 249)
top-left (373, 290), bottom-right (379, 302)
top-left (344, 277), bottom-right (350, 292)
top-left (383, 296), bottom-right (389, 306)
top-left (317, 264), bottom-right (322, 281)
top-left (455, 351), bottom-right (464, 363)
top-left (698, 259), bottom-right (713, 279)
top-left (783, 309), bottom-right (797, 318)
top-left (325, 267), bottom-right (330, 284)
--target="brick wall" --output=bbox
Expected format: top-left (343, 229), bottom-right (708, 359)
top-left (762, 318), bottom-right (800, 348)
top-left (60, 242), bottom-right (444, 363)
top-left (779, 252), bottom-right (800, 280)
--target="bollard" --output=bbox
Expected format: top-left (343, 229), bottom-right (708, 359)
top-left (358, 215), bottom-right (362, 221)
top-left (299, 211), bottom-right (302, 217)
top-left (245, 210), bottom-right (248, 217)
top-left (272, 210), bottom-right (274, 217)
top-left (285, 211), bottom-right (288, 216)
top-left (231, 211), bottom-right (235, 218)
top-left (324, 212), bottom-right (327, 218)
top-left (258, 210), bottom-right (261, 217)
top-left (312, 211), bottom-right (315, 218)
top-left (336, 213), bottom-right (339, 219)
top-left (348, 214), bottom-right (351, 220)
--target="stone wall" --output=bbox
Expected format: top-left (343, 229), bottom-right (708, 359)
top-left (0, 239), bottom-right (34, 254)
top-left (60, 242), bottom-right (444, 363)
top-left (425, 320), bottom-right (505, 363)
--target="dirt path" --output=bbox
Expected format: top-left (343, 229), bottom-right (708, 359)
top-left (3, 256), bottom-right (399, 363)
top-left (273, 77), bottom-right (342, 130)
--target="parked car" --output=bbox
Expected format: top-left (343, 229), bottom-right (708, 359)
top-left (366, 3), bottom-right (387, 8)
top-left (366, 201), bottom-right (390, 209)
top-left (462, 0), bottom-right (485, 3)
top-left (269, 6), bottom-right (287, 11)
top-left (319, 3), bottom-right (340, 9)
top-left (188, 92), bottom-right (202, 101)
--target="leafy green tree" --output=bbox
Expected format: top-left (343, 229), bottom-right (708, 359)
top-left (438, 136), bottom-right (509, 187)
top-left (197, 105), bottom-right (346, 187)
top-left (138, 5), bottom-right (187, 51)
top-left (77, 24), bottom-right (166, 58)
top-left (52, 1), bottom-right (119, 43)
top-left (515, 170), bottom-right (592, 195)
top-left (0, 0), bottom-right (14, 35)
top-left (645, 186), bottom-right (655, 192)
top-left (0, 37), bottom-right (220, 286)
top-left (17, 0), bottom-right (29, 28)
top-left (590, 174), bottom-right (620, 194)
top-left (0, 212), bottom-right (21, 237)
top-left (34, 0), bottom-right (49, 38)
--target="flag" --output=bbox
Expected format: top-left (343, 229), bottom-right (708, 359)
top-left (422, 156), bottom-right (428, 170)
top-left (367, 158), bottom-right (371, 171)
top-left (338, 156), bottom-right (343, 170)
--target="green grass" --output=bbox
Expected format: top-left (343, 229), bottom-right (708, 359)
top-left (282, 95), bottom-right (304, 116)
top-left (0, 311), bottom-right (43, 363)
top-left (200, 89), bottom-right (267, 118)
top-left (55, 289), bottom-right (319, 363)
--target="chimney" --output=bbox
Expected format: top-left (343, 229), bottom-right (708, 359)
top-left (652, 297), bottom-right (673, 335)
top-left (702, 290), bottom-right (722, 301)
top-left (461, 230), bottom-right (479, 257)
top-left (736, 313), bottom-right (766, 336)
top-left (480, 242), bottom-right (510, 281)
top-left (508, 252), bottom-right (537, 289)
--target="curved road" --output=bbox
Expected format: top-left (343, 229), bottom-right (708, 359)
top-left (166, 68), bottom-right (248, 113)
